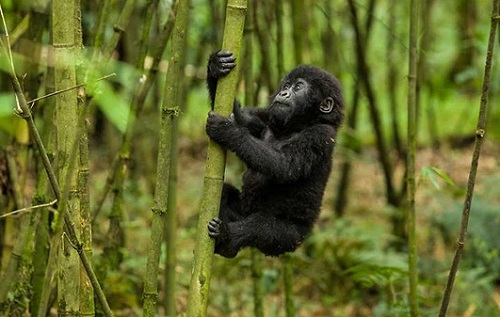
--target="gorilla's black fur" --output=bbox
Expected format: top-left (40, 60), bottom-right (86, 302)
top-left (205, 51), bottom-right (344, 258)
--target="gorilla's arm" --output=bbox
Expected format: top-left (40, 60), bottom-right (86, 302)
top-left (207, 51), bottom-right (268, 136)
top-left (206, 113), bottom-right (336, 182)
top-left (232, 102), bottom-right (268, 137)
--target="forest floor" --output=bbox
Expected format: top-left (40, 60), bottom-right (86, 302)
top-left (92, 138), bottom-right (500, 316)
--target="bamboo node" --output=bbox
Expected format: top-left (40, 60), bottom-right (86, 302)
top-left (151, 207), bottom-right (167, 215)
top-left (475, 128), bottom-right (485, 138)
top-left (492, 15), bottom-right (500, 21)
top-left (142, 292), bottom-right (158, 301)
top-left (163, 107), bottom-right (180, 116)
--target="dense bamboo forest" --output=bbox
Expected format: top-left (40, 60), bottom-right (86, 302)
top-left (0, 0), bottom-right (500, 316)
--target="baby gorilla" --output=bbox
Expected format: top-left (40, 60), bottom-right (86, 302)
top-left (206, 51), bottom-right (344, 258)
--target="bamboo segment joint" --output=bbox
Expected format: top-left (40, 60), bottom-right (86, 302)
top-left (227, 5), bottom-right (247, 11)
top-left (492, 15), bottom-right (500, 20)
top-left (475, 128), bottom-right (485, 138)
top-left (163, 107), bottom-right (180, 116)
top-left (204, 175), bottom-right (224, 181)
top-left (151, 207), bottom-right (168, 215)
top-left (142, 292), bottom-right (158, 301)
top-left (53, 43), bottom-right (76, 49)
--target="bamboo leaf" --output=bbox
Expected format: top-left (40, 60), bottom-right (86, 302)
top-left (431, 167), bottom-right (456, 187)
top-left (93, 81), bottom-right (130, 133)
top-left (421, 166), bottom-right (440, 189)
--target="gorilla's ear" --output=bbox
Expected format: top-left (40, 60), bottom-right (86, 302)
top-left (319, 97), bottom-right (334, 113)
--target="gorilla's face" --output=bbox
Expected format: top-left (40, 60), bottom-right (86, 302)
top-left (269, 78), bottom-right (311, 128)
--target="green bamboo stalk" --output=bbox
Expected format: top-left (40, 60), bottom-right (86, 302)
top-left (164, 117), bottom-right (180, 317)
top-left (142, 0), bottom-right (189, 316)
top-left (99, 0), bottom-right (160, 288)
top-left (91, 0), bottom-right (111, 63)
top-left (91, 0), bottom-right (178, 224)
top-left (27, 10), bottom-right (53, 314)
top-left (283, 253), bottom-right (295, 317)
top-left (439, 1), bottom-right (500, 316)
top-left (101, 0), bottom-right (137, 61)
top-left (186, 1), bottom-right (247, 316)
top-left (30, 75), bottom-right (54, 316)
top-left (163, 6), bottom-right (187, 314)
top-left (406, 0), bottom-right (419, 315)
top-left (0, 4), bottom-right (113, 315)
top-left (72, 0), bottom-right (95, 314)
top-left (52, 0), bottom-right (82, 313)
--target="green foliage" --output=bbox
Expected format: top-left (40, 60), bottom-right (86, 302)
top-left (420, 166), bottom-right (456, 189)
top-left (91, 79), bottom-right (130, 133)
top-left (434, 197), bottom-right (500, 280)
top-left (0, 93), bottom-right (17, 137)
top-left (299, 219), bottom-right (409, 313)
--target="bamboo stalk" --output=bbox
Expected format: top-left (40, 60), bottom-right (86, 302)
top-left (91, 0), bottom-right (178, 223)
top-left (283, 253), bottom-right (295, 317)
top-left (439, 2), bottom-right (500, 315)
top-left (186, 1), bottom-right (247, 316)
top-left (142, 0), bottom-right (189, 316)
top-left (407, 0), bottom-right (419, 315)
top-left (0, 4), bottom-right (113, 315)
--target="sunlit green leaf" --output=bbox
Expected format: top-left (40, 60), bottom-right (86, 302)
top-left (0, 93), bottom-right (15, 117)
top-left (431, 166), bottom-right (456, 187)
top-left (421, 166), bottom-right (456, 189)
top-left (92, 81), bottom-right (129, 133)
top-left (421, 166), bottom-right (440, 189)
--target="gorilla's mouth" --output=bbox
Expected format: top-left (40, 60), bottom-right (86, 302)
top-left (272, 101), bottom-right (290, 109)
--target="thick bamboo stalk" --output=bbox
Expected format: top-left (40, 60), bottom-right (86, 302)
top-left (52, 0), bottom-right (81, 313)
top-left (0, 3), bottom-right (113, 314)
top-left (186, 1), bottom-right (247, 316)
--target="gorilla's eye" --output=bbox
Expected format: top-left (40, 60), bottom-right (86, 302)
top-left (293, 79), bottom-right (308, 92)
top-left (282, 84), bottom-right (291, 90)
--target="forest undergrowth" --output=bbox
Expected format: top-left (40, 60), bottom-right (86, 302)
top-left (88, 137), bottom-right (500, 317)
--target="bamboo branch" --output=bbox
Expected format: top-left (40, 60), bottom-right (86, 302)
top-left (407, 0), bottom-right (419, 315)
top-left (439, 2), bottom-right (500, 316)
top-left (26, 73), bottom-right (115, 105)
top-left (0, 199), bottom-right (57, 219)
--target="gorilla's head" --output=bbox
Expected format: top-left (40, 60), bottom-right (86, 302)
top-left (270, 65), bottom-right (344, 131)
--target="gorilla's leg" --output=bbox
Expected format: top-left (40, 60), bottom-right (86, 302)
top-left (209, 183), bottom-right (244, 258)
top-left (218, 183), bottom-right (243, 222)
top-left (210, 213), bottom-right (309, 258)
